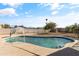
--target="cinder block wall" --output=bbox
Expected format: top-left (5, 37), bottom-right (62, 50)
top-left (0, 29), bottom-right (10, 35)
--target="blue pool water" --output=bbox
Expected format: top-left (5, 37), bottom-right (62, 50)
top-left (5, 36), bottom-right (74, 48)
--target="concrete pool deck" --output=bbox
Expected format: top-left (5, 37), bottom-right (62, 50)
top-left (11, 42), bottom-right (60, 56)
top-left (0, 36), bottom-right (35, 56)
top-left (0, 34), bottom-right (78, 56)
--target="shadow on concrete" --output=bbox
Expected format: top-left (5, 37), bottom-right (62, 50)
top-left (48, 47), bottom-right (79, 56)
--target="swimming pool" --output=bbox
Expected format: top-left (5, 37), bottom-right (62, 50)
top-left (5, 36), bottom-right (74, 48)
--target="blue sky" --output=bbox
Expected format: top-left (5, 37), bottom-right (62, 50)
top-left (0, 3), bottom-right (79, 27)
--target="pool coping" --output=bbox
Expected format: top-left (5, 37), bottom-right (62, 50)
top-left (2, 35), bottom-right (78, 56)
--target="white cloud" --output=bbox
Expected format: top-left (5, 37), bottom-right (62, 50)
top-left (52, 11), bottom-right (58, 15)
top-left (70, 4), bottom-right (79, 9)
top-left (36, 12), bottom-right (79, 27)
top-left (51, 3), bottom-right (59, 10)
top-left (25, 10), bottom-right (32, 15)
top-left (58, 4), bottom-right (64, 9)
top-left (38, 3), bottom-right (60, 16)
top-left (0, 8), bottom-right (17, 15)
top-left (39, 3), bottom-right (59, 10)
top-left (0, 0), bottom-right (57, 3)
top-left (2, 3), bottom-right (23, 8)
top-left (6, 3), bottom-right (21, 7)
top-left (39, 3), bottom-right (79, 17)
top-left (24, 10), bottom-right (33, 17)
top-left (25, 12), bottom-right (28, 14)
top-left (1, 0), bottom-right (79, 3)
top-left (25, 15), bottom-right (33, 17)
top-left (38, 3), bottom-right (65, 16)
top-left (51, 12), bottom-right (79, 27)
top-left (47, 3), bottom-right (65, 11)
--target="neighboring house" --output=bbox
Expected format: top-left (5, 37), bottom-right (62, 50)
top-left (15, 26), bottom-right (25, 34)
top-left (57, 28), bottom-right (66, 32)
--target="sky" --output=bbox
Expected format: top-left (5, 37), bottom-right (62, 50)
top-left (0, 2), bottom-right (79, 27)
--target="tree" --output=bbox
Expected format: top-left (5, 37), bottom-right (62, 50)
top-left (0, 24), bottom-right (10, 28)
top-left (44, 22), bottom-right (56, 32)
top-left (65, 26), bottom-right (70, 33)
top-left (65, 23), bottom-right (79, 33)
top-left (14, 25), bottom-right (18, 28)
top-left (65, 23), bottom-right (79, 38)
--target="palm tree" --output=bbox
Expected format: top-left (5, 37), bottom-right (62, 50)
top-left (45, 19), bottom-right (48, 25)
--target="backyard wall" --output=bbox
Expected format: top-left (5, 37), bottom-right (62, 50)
top-left (0, 28), bottom-right (44, 35)
top-left (0, 29), bottom-right (10, 35)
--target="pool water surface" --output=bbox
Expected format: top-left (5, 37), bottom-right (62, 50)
top-left (5, 36), bottom-right (74, 48)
